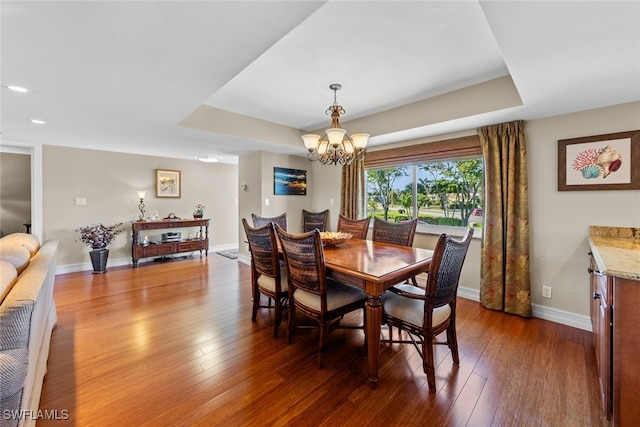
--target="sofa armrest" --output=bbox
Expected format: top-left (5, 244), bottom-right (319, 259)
top-left (0, 348), bottom-right (28, 399)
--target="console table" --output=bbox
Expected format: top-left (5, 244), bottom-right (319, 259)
top-left (131, 219), bottom-right (209, 267)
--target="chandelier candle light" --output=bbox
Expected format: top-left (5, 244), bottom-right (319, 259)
top-left (302, 83), bottom-right (369, 166)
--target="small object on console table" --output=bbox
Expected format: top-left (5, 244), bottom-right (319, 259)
top-left (131, 218), bottom-right (209, 267)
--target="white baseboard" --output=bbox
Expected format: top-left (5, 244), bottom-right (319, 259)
top-left (457, 285), bottom-right (480, 302)
top-left (456, 286), bottom-right (592, 332)
top-left (531, 303), bottom-right (592, 332)
top-left (56, 243), bottom-right (238, 274)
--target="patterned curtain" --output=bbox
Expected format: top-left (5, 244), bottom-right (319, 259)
top-left (340, 159), bottom-right (365, 219)
top-left (477, 120), bottom-right (532, 317)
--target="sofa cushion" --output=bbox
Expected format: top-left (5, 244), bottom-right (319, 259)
top-left (0, 242), bottom-right (30, 275)
top-left (0, 233), bottom-right (40, 257)
top-left (0, 260), bottom-right (18, 304)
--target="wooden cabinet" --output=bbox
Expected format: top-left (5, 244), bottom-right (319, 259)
top-left (131, 219), bottom-right (209, 267)
top-left (589, 250), bottom-right (640, 426)
top-left (588, 253), bottom-right (612, 420)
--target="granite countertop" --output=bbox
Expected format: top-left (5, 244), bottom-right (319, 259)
top-left (588, 226), bottom-right (640, 281)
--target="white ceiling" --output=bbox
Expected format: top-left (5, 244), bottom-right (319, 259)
top-left (2, 1), bottom-right (639, 165)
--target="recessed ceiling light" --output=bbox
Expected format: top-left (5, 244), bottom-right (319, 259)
top-left (29, 119), bottom-right (46, 125)
top-left (3, 84), bottom-right (31, 93)
top-left (197, 155), bottom-right (220, 163)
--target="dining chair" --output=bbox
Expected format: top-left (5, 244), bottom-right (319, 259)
top-left (381, 228), bottom-right (474, 392)
top-left (251, 212), bottom-right (287, 231)
top-left (302, 209), bottom-right (329, 232)
top-left (373, 217), bottom-right (419, 285)
top-left (274, 224), bottom-right (367, 368)
top-left (336, 214), bottom-right (370, 239)
top-left (242, 218), bottom-right (288, 338)
top-left (372, 217), bottom-right (418, 247)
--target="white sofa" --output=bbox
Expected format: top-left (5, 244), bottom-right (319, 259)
top-left (0, 233), bottom-right (58, 427)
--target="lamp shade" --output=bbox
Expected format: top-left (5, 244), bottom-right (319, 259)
top-left (137, 191), bottom-right (146, 199)
top-left (302, 134), bottom-right (320, 151)
top-left (351, 133), bottom-right (370, 149)
top-left (326, 128), bottom-right (346, 146)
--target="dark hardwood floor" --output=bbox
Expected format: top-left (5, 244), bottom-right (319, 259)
top-left (38, 255), bottom-right (609, 426)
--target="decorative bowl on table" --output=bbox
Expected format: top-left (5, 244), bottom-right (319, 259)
top-left (319, 231), bottom-right (352, 247)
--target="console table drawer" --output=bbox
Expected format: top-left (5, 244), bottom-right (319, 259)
top-left (177, 241), bottom-right (204, 251)
top-left (141, 244), bottom-right (175, 256)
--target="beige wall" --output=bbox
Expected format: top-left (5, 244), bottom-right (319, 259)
top-left (42, 145), bottom-right (238, 268)
top-left (0, 152), bottom-right (31, 236)
top-left (237, 151), bottom-right (319, 258)
top-left (526, 101), bottom-right (640, 316)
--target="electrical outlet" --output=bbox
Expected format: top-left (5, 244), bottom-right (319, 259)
top-left (542, 285), bottom-right (552, 299)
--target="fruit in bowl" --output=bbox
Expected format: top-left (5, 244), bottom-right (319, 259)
top-left (319, 231), bottom-right (352, 247)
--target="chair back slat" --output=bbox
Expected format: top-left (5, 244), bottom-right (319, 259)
top-left (336, 214), bottom-right (370, 239)
top-left (243, 219), bottom-right (280, 279)
top-left (251, 212), bottom-right (287, 231)
top-left (275, 225), bottom-right (325, 295)
top-left (302, 209), bottom-right (329, 232)
top-left (426, 228), bottom-right (474, 307)
top-left (372, 217), bottom-right (418, 247)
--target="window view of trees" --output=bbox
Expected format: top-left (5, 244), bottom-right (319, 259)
top-left (366, 158), bottom-right (484, 228)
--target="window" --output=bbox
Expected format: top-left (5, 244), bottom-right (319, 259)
top-left (365, 135), bottom-right (484, 231)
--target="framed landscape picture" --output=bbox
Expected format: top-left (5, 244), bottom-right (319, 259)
top-left (558, 130), bottom-right (640, 191)
top-left (156, 169), bottom-right (181, 198)
top-left (274, 167), bottom-right (307, 195)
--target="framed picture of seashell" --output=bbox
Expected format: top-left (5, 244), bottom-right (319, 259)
top-left (558, 130), bottom-right (640, 191)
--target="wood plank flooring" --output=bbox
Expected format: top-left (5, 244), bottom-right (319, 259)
top-left (38, 255), bottom-right (609, 426)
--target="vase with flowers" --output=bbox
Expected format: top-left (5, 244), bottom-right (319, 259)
top-left (193, 203), bottom-right (205, 219)
top-left (75, 223), bottom-right (123, 273)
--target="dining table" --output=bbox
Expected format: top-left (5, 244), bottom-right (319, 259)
top-left (321, 238), bottom-right (434, 388)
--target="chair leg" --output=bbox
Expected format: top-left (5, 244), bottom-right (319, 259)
top-left (286, 303), bottom-right (295, 344)
top-left (273, 298), bottom-right (282, 338)
top-left (251, 287), bottom-right (260, 321)
top-left (423, 336), bottom-right (437, 393)
top-left (447, 318), bottom-right (460, 365)
top-left (317, 323), bottom-right (328, 369)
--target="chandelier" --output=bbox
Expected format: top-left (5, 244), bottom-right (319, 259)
top-left (302, 84), bottom-right (369, 166)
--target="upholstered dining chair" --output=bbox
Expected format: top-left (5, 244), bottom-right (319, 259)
top-left (274, 224), bottom-right (367, 368)
top-left (242, 218), bottom-right (288, 338)
top-left (381, 228), bottom-right (474, 392)
top-left (336, 214), bottom-right (370, 239)
top-left (302, 209), bottom-right (329, 233)
top-left (251, 212), bottom-right (287, 231)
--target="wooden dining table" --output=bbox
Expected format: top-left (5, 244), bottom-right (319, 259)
top-left (321, 238), bottom-right (434, 388)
